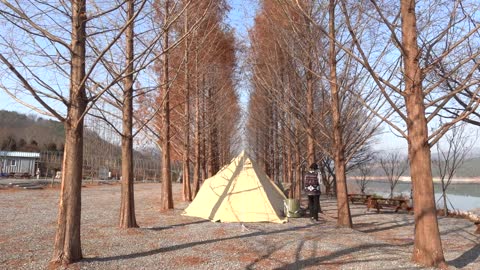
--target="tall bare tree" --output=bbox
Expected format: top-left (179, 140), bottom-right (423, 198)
top-left (119, 0), bottom-right (139, 229)
top-left (337, 0), bottom-right (480, 266)
top-left (51, 2), bottom-right (88, 263)
top-left (159, 0), bottom-right (174, 210)
top-left (435, 123), bottom-right (476, 216)
top-left (327, 0), bottom-right (351, 227)
top-left (379, 152), bottom-right (407, 199)
top-left (357, 163), bottom-right (371, 194)
top-left (181, 5), bottom-right (192, 201)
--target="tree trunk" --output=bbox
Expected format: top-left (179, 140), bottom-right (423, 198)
top-left (319, 164), bottom-right (329, 195)
top-left (50, 1), bottom-right (86, 266)
top-left (270, 106), bottom-right (275, 180)
top-left (287, 143), bottom-right (294, 198)
top-left (306, 62), bottom-right (315, 166)
top-left (407, 121), bottom-right (445, 266)
top-left (263, 136), bottom-right (269, 176)
top-left (193, 99), bottom-right (201, 197)
top-left (201, 89), bottom-right (208, 180)
top-left (192, 36), bottom-right (201, 198)
top-left (182, 111), bottom-right (192, 203)
top-left (294, 146), bottom-right (302, 200)
top-left (443, 188), bottom-right (448, 216)
top-left (401, 0), bottom-right (446, 267)
top-left (329, 0), bottom-right (351, 228)
top-left (119, 0), bottom-right (138, 229)
top-left (161, 0), bottom-right (173, 211)
top-left (273, 110), bottom-right (280, 183)
top-left (207, 83), bottom-right (219, 176)
top-left (208, 102), bottom-right (219, 176)
top-left (182, 8), bottom-right (192, 202)
top-left (120, 124), bottom-right (137, 227)
top-left (441, 177), bottom-right (448, 216)
top-left (51, 123), bottom-right (85, 266)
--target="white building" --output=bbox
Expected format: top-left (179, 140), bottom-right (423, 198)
top-left (0, 151), bottom-right (40, 177)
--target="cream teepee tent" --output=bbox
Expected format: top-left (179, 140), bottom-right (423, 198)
top-left (182, 151), bottom-right (287, 223)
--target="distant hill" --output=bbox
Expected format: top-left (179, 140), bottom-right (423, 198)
top-left (349, 150), bottom-right (480, 179)
top-left (455, 156), bottom-right (480, 178)
top-left (0, 109), bottom-right (156, 158)
top-left (430, 149), bottom-right (480, 178)
top-left (0, 110), bottom-right (120, 153)
top-left (0, 110), bottom-right (64, 151)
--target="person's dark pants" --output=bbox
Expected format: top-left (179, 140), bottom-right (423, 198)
top-left (308, 195), bottom-right (320, 220)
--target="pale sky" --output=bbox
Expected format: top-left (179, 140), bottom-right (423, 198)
top-left (0, 91), bottom-right (33, 115)
top-left (226, 0), bottom-right (258, 39)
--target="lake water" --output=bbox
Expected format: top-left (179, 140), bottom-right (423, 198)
top-left (348, 180), bottom-right (480, 212)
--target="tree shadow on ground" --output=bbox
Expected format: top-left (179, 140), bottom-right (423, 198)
top-left (241, 236), bottom-right (410, 270)
top-left (350, 212), bottom-right (369, 218)
top-left (271, 242), bottom-right (411, 270)
top-left (355, 219), bottom-right (414, 233)
top-left (440, 223), bottom-right (475, 236)
top-left (146, 220), bottom-right (209, 231)
top-left (84, 224), bottom-right (317, 262)
top-left (243, 238), bottom-right (307, 269)
top-left (448, 244), bottom-right (480, 268)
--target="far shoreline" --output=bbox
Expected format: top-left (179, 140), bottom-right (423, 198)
top-left (350, 176), bottom-right (480, 184)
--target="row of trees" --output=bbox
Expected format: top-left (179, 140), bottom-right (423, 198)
top-left (247, 0), bottom-right (380, 226)
top-left (247, 0), bottom-right (480, 267)
top-left (0, 0), bottom-right (240, 266)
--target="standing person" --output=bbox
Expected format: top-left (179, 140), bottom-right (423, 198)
top-left (304, 163), bottom-right (321, 221)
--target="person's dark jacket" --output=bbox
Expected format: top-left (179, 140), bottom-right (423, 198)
top-left (304, 171), bottom-right (321, 196)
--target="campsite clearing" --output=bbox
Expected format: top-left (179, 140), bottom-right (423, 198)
top-left (0, 182), bottom-right (478, 269)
